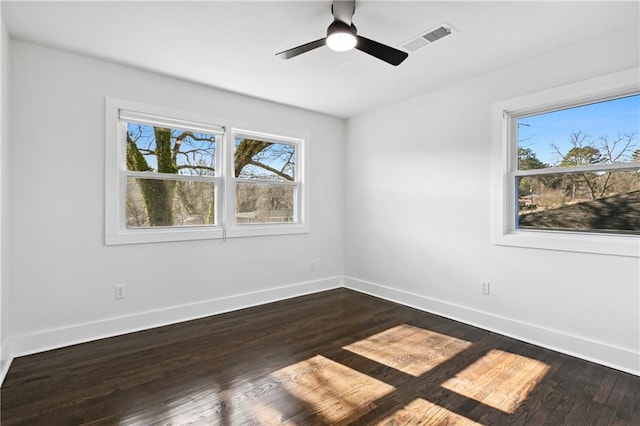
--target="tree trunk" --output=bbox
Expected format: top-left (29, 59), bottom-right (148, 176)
top-left (127, 128), bottom-right (176, 226)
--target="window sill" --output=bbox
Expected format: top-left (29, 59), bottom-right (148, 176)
top-left (493, 229), bottom-right (639, 257)
top-left (105, 226), bottom-right (224, 245)
top-left (105, 223), bottom-right (310, 245)
top-left (227, 222), bottom-right (309, 239)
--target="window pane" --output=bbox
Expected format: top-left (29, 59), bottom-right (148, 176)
top-left (517, 94), bottom-right (640, 171)
top-left (236, 182), bottom-right (295, 224)
top-left (126, 122), bottom-right (217, 176)
top-left (234, 137), bottom-right (295, 181)
top-left (516, 169), bottom-right (640, 234)
top-left (127, 177), bottom-right (215, 228)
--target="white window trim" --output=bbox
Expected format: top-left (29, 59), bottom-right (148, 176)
top-left (105, 98), bottom-right (309, 245)
top-left (491, 68), bottom-right (640, 258)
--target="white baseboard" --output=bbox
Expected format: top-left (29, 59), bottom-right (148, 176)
top-left (10, 276), bottom-right (342, 359)
top-left (344, 276), bottom-right (640, 376)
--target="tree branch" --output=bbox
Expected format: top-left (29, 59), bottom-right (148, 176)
top-left (248, 160), bottom-right (294, 181)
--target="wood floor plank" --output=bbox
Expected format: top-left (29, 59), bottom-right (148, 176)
top-left (1, 289), bottom-right (638, 425)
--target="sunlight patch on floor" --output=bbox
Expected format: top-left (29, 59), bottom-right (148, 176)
top-left (374, 398), bottom-right (483, 425)
top-left (118, 386), bottom-right (224, 425)
top-left (343, 324), bottom-right (472, 376)
top-left (441, 349), bottom-right (550, 414)
top-left (270, 354), bottom-right (396, 424)
top-left (249, 400), bottom-right (299, 426)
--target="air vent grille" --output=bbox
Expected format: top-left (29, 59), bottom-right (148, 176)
top-left (401, 23), bottom-right (456, 53)
top-left (423, 26), bottom-right (452, 43)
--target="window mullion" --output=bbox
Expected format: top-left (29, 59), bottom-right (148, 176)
top-left (234, 178), bottom-right (298, 187)
top-left (224, 127), bottom-right (236, 230)
top-left (124, 170), bottom-right (218, 183)
top-left (514, 161), bottom-right (640, 177)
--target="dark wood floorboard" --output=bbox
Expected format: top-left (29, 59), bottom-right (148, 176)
top-left (1, 288), bottom-right (638, 425)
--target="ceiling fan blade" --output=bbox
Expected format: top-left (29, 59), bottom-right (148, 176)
top-left (276, 38), bottom-right (326, 60)
top-left (355, 35), bottom-right (408, 66)
top-left (332, 0), bottom-right (356, 24)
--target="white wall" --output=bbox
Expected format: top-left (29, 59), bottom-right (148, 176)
top-left (0, 11), bottom-right (11, 381)
top-left (345, 27), bottom-right (640, 374)
top-left (8, 40), bottom-right (344, 355)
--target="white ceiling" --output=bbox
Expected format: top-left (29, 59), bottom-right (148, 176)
top-left (2, 1), bottom-right (639, 118)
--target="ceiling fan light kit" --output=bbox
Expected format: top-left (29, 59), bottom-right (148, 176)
top-left (276, 0), bottom-right (408, 66)
top-left (326, 21), bottom-right (357, 52)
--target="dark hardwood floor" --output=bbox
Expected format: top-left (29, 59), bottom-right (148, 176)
top-left (1, 288), bottom-right (638, 425)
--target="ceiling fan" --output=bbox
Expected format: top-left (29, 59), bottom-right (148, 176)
top-left (276, 0), bottom-right (408, 66)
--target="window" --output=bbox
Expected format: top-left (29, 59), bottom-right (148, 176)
top-left (492, 69), bottom-right (640, 257)
top-left (106, 99), bottom-right (308, 244)
top-left (123, 111), bottom-right (222, 229)
top-left (227, 129), bottom-right (306, 238)
top-left (515, 95), bottom-right (639, 234)
top-left (233, 130), bottom-right (300, 225)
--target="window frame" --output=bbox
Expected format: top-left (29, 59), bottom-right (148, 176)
top-left (227, 129), bottom-right (306, 238)
top-left (105, 98), bottom-right (309, 245)
top-left (491, 68), bottom-right (640, 257)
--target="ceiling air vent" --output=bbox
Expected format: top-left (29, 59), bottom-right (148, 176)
top-left (401, 23), bottom-right (456, 52)
top-left (423, 26), bottom-right (452, 42)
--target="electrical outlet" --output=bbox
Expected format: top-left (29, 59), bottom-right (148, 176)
top-left (481, 281), bottom-right (490, 295)
top-left (309, 261), bottom-right (316, 271)
top-left (115, 284), bottom-right (126, 300)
